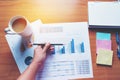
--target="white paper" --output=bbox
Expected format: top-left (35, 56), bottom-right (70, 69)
top-left (88, 2), bottom-right (120, 27)
top-left (5, 20), bottom-right (93, 80)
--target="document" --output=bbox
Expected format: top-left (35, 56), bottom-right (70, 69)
top-left (5, 20), bottom-right (93, 80)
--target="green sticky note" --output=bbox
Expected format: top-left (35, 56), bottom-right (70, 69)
top-left (96, 32), bottom-right (111, 40)
top-left (96, 48), bottom-right (113, 66)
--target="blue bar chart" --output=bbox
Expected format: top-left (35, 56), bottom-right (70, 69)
top-left (70, 39), bottom-right (75, 53)
top-left (52, 38), bottom-right (85, 54)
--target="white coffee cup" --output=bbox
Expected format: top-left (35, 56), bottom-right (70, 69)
top-left (8, 15), bottom-right (33, 48)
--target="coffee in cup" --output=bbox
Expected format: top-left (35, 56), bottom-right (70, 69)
top-left (8, 15), bottom-right (33, 48)
top-left (12, 18), bottom-right (27, 33)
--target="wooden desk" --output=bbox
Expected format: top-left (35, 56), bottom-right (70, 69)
top-left (0, 0), bottom-right (120, 80)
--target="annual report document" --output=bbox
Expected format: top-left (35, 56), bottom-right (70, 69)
top-left (5, 20), bottom-right (93, 80)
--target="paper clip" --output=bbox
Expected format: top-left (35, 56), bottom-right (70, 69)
top-left (116, 32), bottom-right (120, 59)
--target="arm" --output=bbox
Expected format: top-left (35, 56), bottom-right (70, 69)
top-left (17, 43), bottom-right (53, 80)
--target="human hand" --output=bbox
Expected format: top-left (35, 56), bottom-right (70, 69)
top-left (32, 43), bottom-right (54, 65)
top-left (17, 43), bottom-right (54, 80)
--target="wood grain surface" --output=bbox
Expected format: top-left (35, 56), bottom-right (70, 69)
top-left (0, 0), bottom-right (120, 80)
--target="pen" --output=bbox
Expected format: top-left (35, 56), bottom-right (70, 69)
top-left (32, 43), bottom-right (64, 46)
top-left (116, 32), bottom-right (120, 59)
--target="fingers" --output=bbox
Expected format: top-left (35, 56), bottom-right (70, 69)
top-left (49, 46), bottom-right (54, 51)
top-left (35, 43), bottom-right (53, 54)
top-left (36, 45), bottom-right (42, 50)
top-left (34, 46), bottom-right (42, 55)
top-left (43, 43), bottom-right (51, 53)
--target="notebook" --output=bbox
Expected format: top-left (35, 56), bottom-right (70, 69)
top-left (88, 1), bottom-right (120, 28)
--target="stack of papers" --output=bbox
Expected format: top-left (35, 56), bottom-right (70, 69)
top-left (5, 20), bottom-right (93, 80)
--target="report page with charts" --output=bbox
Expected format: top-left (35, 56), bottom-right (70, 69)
top-left (5, 20), bottom-right (93, 80)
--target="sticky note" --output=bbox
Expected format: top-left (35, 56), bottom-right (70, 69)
top-left (96, 40), bottom-right (111, 53)
top-left (96, 49), bottom-right (113, 66)
top-left (96, 32), bottom-right (111, 40)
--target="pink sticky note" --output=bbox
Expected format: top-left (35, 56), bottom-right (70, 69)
top-left (96, 40), bottom-right (111, 54)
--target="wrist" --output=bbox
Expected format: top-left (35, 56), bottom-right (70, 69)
top-left (31, 61), bottom-right (42, 67)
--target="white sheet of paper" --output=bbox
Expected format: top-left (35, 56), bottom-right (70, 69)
top-left (88, 2), bottom-right (120, 27)
top-left (5, 20), bottom-right (93, 80)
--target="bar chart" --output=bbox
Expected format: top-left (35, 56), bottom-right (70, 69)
top-left (52, 38), bottom-right (85, 54)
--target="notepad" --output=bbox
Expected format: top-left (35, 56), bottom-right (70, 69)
top-left (96, 49), bottom-right (113, 66)
top-left (96, 32), bottom-right (111, 54)
top-left (96, 32), bottom-right (111, 40)
top-left (96, 40), bottom-right (111, 52)
top-left (88, 1), bottom-right (120, 28)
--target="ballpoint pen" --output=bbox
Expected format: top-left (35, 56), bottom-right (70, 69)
top-left (116, 32), bottom-right (120, 59)
top-left (32, 43), bottom-right (64, 48)
top-left (32, 43), bottom-right (64, 46)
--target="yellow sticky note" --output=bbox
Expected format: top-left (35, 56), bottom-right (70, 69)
top-left (96, 48), bottom-right (113, 66)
